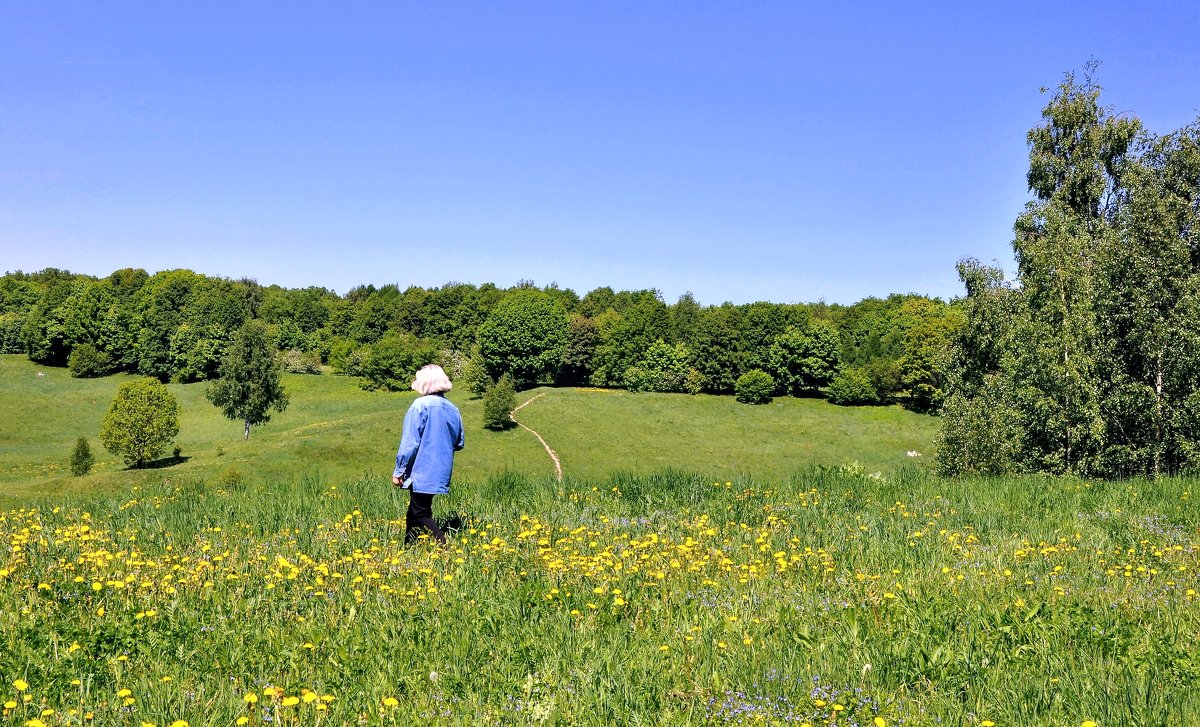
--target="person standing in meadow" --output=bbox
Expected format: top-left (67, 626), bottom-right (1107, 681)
top-left (393, 364), bottom-right (465, 545)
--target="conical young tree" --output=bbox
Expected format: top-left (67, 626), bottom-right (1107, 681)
top-left (206, 320), bottom-right (289, 440)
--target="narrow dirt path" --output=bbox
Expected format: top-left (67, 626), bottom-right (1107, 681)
top-left (510, 392), bottom-right (563, 482)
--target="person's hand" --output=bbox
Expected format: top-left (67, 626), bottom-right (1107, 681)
top-left (392, 475), bottom-right (402, 487)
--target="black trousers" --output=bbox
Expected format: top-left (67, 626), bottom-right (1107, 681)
top-left (405, 490), bottom-right (446, 545)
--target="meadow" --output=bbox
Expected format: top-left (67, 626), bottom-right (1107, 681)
top-left (0, 355), bottom-right (937, 500)
top-left (1, 356), bottom-right (1198, 726)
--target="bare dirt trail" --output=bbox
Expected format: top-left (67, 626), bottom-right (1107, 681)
top-left (509, 392), bottom-right (563, 482)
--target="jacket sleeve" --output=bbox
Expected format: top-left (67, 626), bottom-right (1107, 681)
top-left (394, 403), bottom-right (427, 478)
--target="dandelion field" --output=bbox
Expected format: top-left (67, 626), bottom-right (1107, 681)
top-left (1, 467), bottom-right (1198, 726)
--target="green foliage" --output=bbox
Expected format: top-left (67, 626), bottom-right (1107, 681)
top-left (768, 320), bottom-right (841, 396)
top-left (828, 367), bottom-right (880, 406)
top-left (281, 349), bottom-right (322, 374)
top-left (205, 320), bottom-right (289, 439)
top-left (735, 369), bottom-right (775, 404)
top-left (100, 377), bottom-right (180, 468)
top-left (689, 305), bottom-right (747, 394)
top-left (558, 314), bottom-right (601, 386)
top-left (940, 67), bottom-right (1200, 477)
top-left (1094, 123), bottom-right (1200, 476)
top-left (861, 358), bottom-right (903, 403)
top-left (326, 337), bottom-right (356, 373)
top-left (273, 319), bottom-right (310, 351)
top-left (482, 373), bottom-right (517, 430)
top-left (169, 324), bottom-right (224, 383)
top-left (898, 300), bottom-right (964, 412)
top-left (69, 436), bottom-right (94, 476)
top-left (937, 376), bottom-right (1023, 476)
top-left (622, 339), bottom-right (694, 393)
top-left (0, 312), bottom-right (23, 354)
top-left (67, 343), bottom-right (113, 378)
top-left (460, 351), bottom-right (492, 398)
top-left (477, 290), bottom-right (568, 388)
top-left (356, 331), bottom-right (440, 391)
top-left (590, 294), bottom-right (671, 387)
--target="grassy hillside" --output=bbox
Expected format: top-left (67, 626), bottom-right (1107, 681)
top-left (514, 387), bottom-right (938, 480)
top-left (0, 354), bottom-right (938, 500)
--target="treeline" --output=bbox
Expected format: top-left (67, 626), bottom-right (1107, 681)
top-left (939, 65), bottom-right (1200, 478)
top-left (0, 268), bottom-right (959, 410)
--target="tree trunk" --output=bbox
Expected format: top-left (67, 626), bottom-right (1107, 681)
top-left (1154, 349), bottom-right (1163, 479)
top-left (243, 419), bottom-right (250, 440)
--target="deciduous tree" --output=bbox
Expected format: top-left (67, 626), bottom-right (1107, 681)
top-left (100, 378), bottom-right (180, 467)
top-left (206, 320), bottom-right (289, 439)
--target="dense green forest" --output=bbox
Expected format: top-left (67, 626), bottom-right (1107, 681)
top-left (0, 266), bottom-right (959, 410)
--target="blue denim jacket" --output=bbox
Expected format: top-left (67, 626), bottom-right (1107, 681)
top-left (393, 394), bottom-right (465, 494)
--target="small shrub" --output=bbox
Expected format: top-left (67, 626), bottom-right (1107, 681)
top-left (684, 368), bottom-right (706, 396)
top-left (735, 370), bottom-right (775, 404)
top-left (68, 344), bottom-right (113, 378)
top-left (622, 340), bottom-right (692, 393)
top-left (326, 337), bottom-right (356, 372)
top-left (461, 353), bottom-right (492, 397)
top-left (828, 367), bottom-right (880, 406)
top-left (218, 466), bottom-right (244, 488)
top-left (862, 358), bottom-right (903, 402)
top-left (281, 349), bottom-right (322, 374)
top-left (70, 436), bottom-right (94, 476)
top-left (483, 374), bottom-right (517, 430)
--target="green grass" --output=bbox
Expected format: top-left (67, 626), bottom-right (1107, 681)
top-left (0, 468), bottom-right (1196, 725)
top-left (0, 355), bottom-right (938, 501)
top-left (1, 356), bottom-right (1198, 725)
top-left (515, 387), bottom-right (938, 481)
top-left (0, 356), bottom-right (553, 501)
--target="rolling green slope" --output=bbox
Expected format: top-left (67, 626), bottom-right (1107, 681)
top-left (512, 387), bottom-right (938, 480)
top-left (0, 354), bottom-right (938, 500)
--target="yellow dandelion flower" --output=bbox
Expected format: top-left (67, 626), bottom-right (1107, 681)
top-left (281, 696), bottom-right (299, 707)
top-left (237, 719), bottom-right (249, 726)
top-left (875, 718), bottom-right (887, 727)
top-left (13, 679), bottom-right (28, 692)
top-left (117, 689), bottom-right (132, 698)
top-left (382, 697), bottom-right (399, 708)
top-left (169, 721), bottom-right (189, 727)
top-left (243, 693), bottom-right (258, 704)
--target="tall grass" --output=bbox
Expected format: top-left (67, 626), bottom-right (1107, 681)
top-left (1, 467), bottom-right (1196, 725)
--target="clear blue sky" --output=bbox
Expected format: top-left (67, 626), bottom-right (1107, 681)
top-left (2, 2), bottom-right (1197, 305)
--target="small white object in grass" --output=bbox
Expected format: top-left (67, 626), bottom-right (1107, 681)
top-left (429, 671), bottom-right (439, 682)
top-left (906, 451), bottom-right (922, 457)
